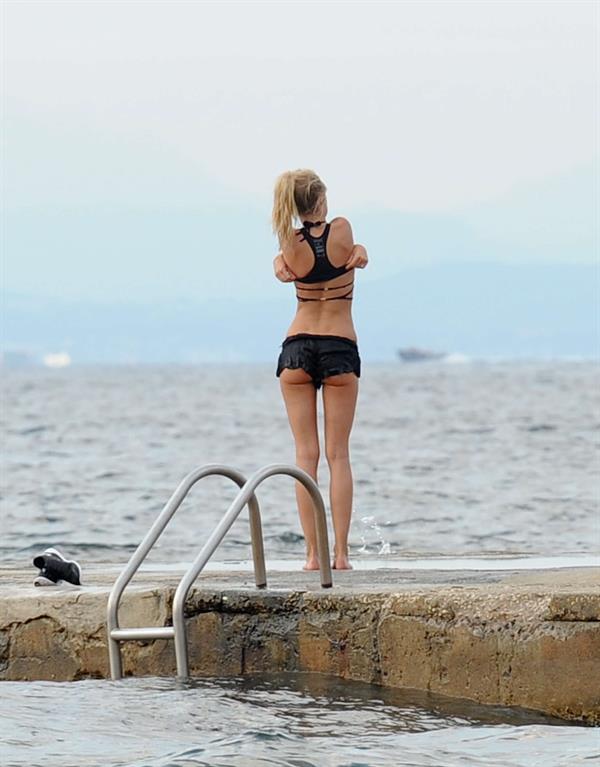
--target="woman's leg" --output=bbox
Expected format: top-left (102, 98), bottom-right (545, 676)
top-left (279, 368), bottom-right (321, 569)
top-left (323, 372), bottom-right (359, 570)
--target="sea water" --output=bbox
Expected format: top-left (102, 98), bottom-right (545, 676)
top-left (1, 673), bottom-right (597, 767)
top-left (1, 361), bottom-right (598, 766)
top-left (2, 361), bottom-right (598, 565)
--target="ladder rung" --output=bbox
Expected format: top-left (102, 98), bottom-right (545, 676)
top-left (111, 627), bottom-right (175, 641)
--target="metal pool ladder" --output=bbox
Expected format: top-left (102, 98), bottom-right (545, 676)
top-left (106, 463), bottom-right (332, 680)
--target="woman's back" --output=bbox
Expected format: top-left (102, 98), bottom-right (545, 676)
top-left (284, 217), bottom-right (357, 340)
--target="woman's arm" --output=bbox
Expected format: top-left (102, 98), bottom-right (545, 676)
top-left (330, 217), bottom-right (368, 270)
top-left (345, 243), bottom-right (369, 270)
top-left (273, 251), bottom-right (297, 282)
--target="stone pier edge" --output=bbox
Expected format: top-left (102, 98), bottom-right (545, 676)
top-left (1, 566), bottom-right (598, 724)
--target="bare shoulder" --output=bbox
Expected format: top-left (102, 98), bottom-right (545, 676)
top-left (330, 216), bottom-right (353, 232)
top-left (329, 217), bottom-right (354, 250)
top-left (281, 229), bottom-right (304, 259)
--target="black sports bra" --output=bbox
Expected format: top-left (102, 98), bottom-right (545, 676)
top-left (294, 221), bottom-right (354, 303)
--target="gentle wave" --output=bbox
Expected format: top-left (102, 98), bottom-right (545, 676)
top-left (0, 674), bottom-right (594, 767)
top-left (1, 362), bottom-right (599, 566)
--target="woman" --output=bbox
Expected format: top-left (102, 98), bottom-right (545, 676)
top-left (272, 169), bottom-right (369, 571)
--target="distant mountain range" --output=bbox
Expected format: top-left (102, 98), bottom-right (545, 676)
top-left (2, 262), bottom-right (598, 362)
top-left (3, 164), bottom-right (596, 303)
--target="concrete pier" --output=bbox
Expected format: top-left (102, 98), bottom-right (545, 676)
top-left (1, 563), bottom-right (598, 723)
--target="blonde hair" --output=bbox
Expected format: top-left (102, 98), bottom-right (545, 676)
top-left (272, 169), bottom-right (327, 245)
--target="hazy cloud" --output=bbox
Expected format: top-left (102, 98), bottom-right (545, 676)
top-left (4, 1), bottom-right (597, 211)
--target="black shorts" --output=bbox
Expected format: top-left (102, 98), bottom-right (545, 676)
top-left (276, 334), bottom-right (361, 389)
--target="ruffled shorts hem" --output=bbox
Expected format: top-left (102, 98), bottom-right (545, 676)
top-left (276, 334), bottom-right (361, 389)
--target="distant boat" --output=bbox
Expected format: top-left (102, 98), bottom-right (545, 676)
top-left (397, 347), bottom-right (446, 363)
top-left (43, 352), bottom-right (72, 368)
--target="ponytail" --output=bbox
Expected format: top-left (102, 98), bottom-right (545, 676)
top-left (272, 171), bottom-right (298, 246)
top-left (272, 169), bottom-right (327, 246)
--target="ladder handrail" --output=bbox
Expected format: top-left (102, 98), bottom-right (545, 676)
top-left (172, 463), bottom-right (332, 677)
top-left (107, 464), bottom-right (264, 679)
top-left (107, 463), bottom-right (333, 681)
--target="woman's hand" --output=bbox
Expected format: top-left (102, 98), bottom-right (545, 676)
top-left (345, 243), bottom-right (369, 270)
top-left (273, 252), bottom-right (297, 282)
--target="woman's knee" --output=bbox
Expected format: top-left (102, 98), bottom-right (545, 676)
top-left (325, 441), bottom-right (350, 466)
top-left (296, 443), bottom-right (320, 467)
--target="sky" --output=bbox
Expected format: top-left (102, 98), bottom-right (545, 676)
top-left (1, 0), bottom-right (598, 357)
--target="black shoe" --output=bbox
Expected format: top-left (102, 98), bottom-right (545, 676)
top-left (33, 547), bottom-right (82, 587)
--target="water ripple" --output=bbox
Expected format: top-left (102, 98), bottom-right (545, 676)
top-left (1, 362), bottom-right (599, 565)
top-left (0, 674), bottom-right (594, 767)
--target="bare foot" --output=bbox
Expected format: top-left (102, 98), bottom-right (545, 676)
top-left (332, 555), bottom-right (353, 570)
top-left (302, 556), bottom-right (320, 571)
